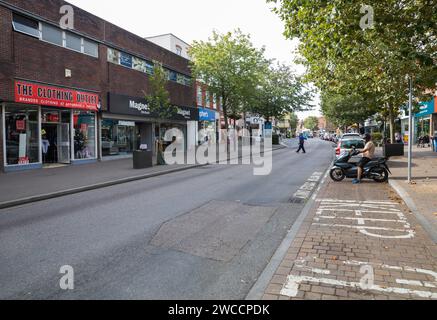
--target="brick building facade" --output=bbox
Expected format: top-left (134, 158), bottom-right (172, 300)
top-left (0, 0), bottom-right (197, 171)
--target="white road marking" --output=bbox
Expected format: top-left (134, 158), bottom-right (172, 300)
top-left (313, 200), bottom-right (415, 239)
top-left (281, 259), bottom-right (437, 299)
top-left (293, 172), bottom-right (323, 200)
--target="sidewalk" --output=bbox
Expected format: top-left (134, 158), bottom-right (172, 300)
top-left (259, 176), bottom-right (437, 300)
top-left (0, 144), bottom-right (285, 208)
top-left (388, 146), bottom-right (437, 237)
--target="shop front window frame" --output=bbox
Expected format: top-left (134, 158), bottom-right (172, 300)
top-left (2, 103), bottom-right (42, 168)
top-left (72, 110), bottom-right (98, 162)
top-left (2, 104), bottom-right (98, 169)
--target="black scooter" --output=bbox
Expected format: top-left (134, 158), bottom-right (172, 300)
top-left (330, 148), bottom-right (391, 183)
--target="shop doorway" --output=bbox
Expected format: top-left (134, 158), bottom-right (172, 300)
top-left (42, 109), bottom-right (71, 166)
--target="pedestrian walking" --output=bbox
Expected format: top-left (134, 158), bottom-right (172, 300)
top-left (296, 133), bottom-right (307, 153)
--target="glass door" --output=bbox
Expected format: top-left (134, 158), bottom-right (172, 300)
top-left (58, 122), bottom-right (71, 164)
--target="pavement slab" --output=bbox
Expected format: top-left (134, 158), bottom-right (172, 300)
top-left (262, 177), bottom-right (437, 300)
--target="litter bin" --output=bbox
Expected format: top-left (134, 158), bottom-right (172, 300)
top-left (383, 143), bottom-right (405, 157)
top-left (133, 150), bottom-right (153, 169)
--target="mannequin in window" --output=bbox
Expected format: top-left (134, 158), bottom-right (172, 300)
top-left (41, 129), bottom-right (50, 163)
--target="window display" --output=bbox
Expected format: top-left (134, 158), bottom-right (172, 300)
top-left (5, 106), bottom-right (39, 165)
top-left (101, 119), bottom-right (138, 156)
top-left (74, 111), bottom-right (96, 159)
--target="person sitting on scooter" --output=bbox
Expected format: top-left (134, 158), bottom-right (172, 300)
top-left (352, 133), bottom-right (375, 184)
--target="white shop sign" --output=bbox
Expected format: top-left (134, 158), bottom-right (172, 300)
top-left (118, 121), bottom-right (136, 127)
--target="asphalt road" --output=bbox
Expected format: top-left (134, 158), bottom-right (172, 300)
top-left (0, 138), bottom-right (334, 300)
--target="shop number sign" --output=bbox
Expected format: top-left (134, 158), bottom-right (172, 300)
top-left (15, 81), bottom-right (99, 111)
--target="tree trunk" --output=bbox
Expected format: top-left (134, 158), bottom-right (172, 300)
top-left (222, 95), bottom-right (230, 157)
top-left (388, 104), bottom-right (396, 144)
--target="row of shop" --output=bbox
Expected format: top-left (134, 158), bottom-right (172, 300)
top-left (400, 96), bottom-right (437, 143)
top-left (1, 80), bottom-right (220, 172)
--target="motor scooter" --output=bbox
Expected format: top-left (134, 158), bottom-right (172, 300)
top-left (329, 148), bottom-right (391, 182)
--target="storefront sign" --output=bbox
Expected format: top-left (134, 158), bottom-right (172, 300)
top-left (415, 97), bottom-right (435, 117)
top-left (108, 93), bottom-right (199, 121)
top-left (16, 120), bottom-right (25, 131)
top-left (118, 120), bottom-right (136, 127)
top-left (199, 107), bottom-right (216, 122)
top-left (15, 80), bottom-right (99, 111)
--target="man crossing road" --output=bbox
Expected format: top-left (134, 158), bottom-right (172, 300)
top-left (296, 133), bottom-right (307, 154)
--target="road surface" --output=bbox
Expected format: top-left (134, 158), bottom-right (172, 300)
top-left (0, 138), bottom-right (333, 299)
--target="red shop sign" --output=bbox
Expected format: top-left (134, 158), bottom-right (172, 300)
top-left (16, 120), bottom-right (26, 130)
top-left (15, 80), bottom-right (99, 112)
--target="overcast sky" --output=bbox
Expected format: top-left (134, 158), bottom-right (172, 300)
top-left (68, 0), bottom-right (320, 119)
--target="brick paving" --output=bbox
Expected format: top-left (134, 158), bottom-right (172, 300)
top-left (388, 147), bottom-right (437, 232)
top-left (262, 177), bottom-right (437, 300)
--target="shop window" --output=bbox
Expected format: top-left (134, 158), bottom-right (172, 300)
top-left (66, 32), bottom-right (82, 52)
top-left (83, 39), bottom-right (99, 58)
top-left (101, 120), bottom-right (137, 156)
top-left (12, 14), bottom-right (40, 38)
top-left (73, 111), bottom-right (96, 160)
top-left (41, 23), bottom-right (63, 46)
top-left (5, 107), bottom-right (39, 166)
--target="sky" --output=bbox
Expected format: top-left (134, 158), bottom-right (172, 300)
top-left (68, 0), bottom-right (321, 119)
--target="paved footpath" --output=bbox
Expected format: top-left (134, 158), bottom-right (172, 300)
top-left (262, 175), bottom-right (437, 300)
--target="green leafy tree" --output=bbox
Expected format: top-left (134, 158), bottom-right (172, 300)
top-left (144, 62), bottom-right (177, 164)
top-left (145, 62), bottom-right (177, 120)
top-left (190, 30), bottom-right (268, 132)
top-left (252, 63), bottom-right (314, 121)
top-left (321, 92), bottom-right (379, 130)
top-left (268, 0), bottom-right (437, 142)
top-left (288, 113), bottom-right (299, 132)
top-left (304, 116), bottom-right (319, 131)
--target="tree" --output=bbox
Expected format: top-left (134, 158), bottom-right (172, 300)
top-left (144, 61), bottom-right (177, 120)
top-left (251, 63), bottom-right (314, 121)
top-left (288, 113), bottom-right (299, 132)
top-left (304, 116), bottom-right (319, 131)
top-left (268, 0), bottom-right (437, 142)
top-left (321, 92), bottom-right (379, 129)
top-left (144, 62), bottom-right (177, 164)
top-left (190, 30), bottom-right (268, 133)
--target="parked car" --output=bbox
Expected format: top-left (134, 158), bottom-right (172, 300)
top-left (335, 138), bottom-right (365, 163)
top-left (341, 133), bottom-right (362, 140)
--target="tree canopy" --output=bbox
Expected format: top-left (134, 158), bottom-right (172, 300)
top-left (144, 61), bottom-right (176, 120)
top-left (268, 0), bottom-right (437, 140)
top-left (251, 63), bottom-right (314, 120)
top-left (190, 30), bottom-right (268, 129)
top-left (304, 116), bottom-right (319, 131)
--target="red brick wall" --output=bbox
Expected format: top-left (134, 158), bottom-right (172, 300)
top-left (0, 0), bottom-right (196, 170)
top-left (0, 0), bottom-right (195, 107)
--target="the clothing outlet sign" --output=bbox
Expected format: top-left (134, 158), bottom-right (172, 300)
top-left (108, 93), bottom-right (199, 121)
top-left (14, 80), bottom-right (99, 111)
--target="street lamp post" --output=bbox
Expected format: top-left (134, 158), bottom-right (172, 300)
top-left (407, 75), bottom-right (413, 183)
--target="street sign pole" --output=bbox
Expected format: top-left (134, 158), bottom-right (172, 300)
top-left (408, 76), bottom-right (413, 183)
